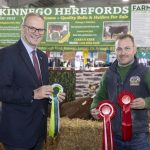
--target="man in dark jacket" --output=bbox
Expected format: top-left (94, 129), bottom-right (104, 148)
top-left (91, 34), bottom-right (150, 150)
top-left (0, 13), bottom-right (65, 150)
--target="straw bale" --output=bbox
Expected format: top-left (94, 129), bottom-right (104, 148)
top-left (44, 117), bottom-right (102, 150)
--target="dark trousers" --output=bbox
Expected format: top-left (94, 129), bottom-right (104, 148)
top-left (2, 138), bottom-right (44, 150)
top-left (114, 133), bottom-right (150, 150)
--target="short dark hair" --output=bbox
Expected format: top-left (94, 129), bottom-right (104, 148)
top-left (116, 34), bottom-right (135, 46)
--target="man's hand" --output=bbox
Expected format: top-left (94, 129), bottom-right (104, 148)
top-left (33, 85), bottom-right (53, 99)
top-left (58, 92), bottom-right (66, 102)
top-left (33, 85), bottom-right (66, 103)
top-left (130, 98), bottom-right (146, 109)
top-left (90, 108), bottom-right (100, 120)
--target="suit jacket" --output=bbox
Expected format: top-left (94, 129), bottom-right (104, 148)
top-left (0, 40), bottom-right (49, 148)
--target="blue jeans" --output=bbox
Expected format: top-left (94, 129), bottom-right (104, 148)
top-left (114, 133), bottom-right (150, 150)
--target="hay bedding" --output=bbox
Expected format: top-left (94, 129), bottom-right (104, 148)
top-left (44, 117), bottom-right (102, 150)
top-left (0, 117), bottom-right (102, 150)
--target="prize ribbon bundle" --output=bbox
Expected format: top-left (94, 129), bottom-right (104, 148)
top-left (96, 100), bottom-right (116, 150)
top-left (48, 83), bottom-right (63, 138)
top-left (96, 90), bottom-right (135, 150)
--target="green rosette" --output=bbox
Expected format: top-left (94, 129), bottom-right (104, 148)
top-left (48, 83), bottom-right (63, 138)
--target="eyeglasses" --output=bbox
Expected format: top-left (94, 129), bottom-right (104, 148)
top-left (23, 25), bottom-right (45, 35)
top-left (116, 46), bottom-right (133, 53)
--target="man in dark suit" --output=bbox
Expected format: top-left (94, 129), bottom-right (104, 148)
top-left (0, 13), bottom-right (65, 150)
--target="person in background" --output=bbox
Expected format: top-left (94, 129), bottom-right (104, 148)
top-left (0, 12), bottom-right (65, 150)
top-left (91, 34), bottom-right (150, 150)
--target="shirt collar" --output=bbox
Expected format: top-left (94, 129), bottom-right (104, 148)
top-left (118, 60), bottom-right (134, 67)
top-left (21, 38), bottom-right (37, 55)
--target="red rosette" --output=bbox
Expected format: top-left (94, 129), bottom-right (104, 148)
top-left (96, 100), bottom-right (116, 150)
top-left (118, 90), bottom-right (135, 108)
top-left (96, 100), bottom-right (116, 120)
top-left (117, 90), bottom-right (135, 141)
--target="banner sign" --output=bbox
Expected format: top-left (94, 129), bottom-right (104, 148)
top-left (131, 4), bottom-right (150, 47)
top-left (0, 6), bottom-right (131, 51)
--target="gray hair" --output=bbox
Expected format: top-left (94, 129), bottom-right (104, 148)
top-left (22, 12), bottom-right (44, 25)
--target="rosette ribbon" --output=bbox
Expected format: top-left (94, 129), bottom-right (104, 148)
top-left (96, 100), bottom-right (116, 150)
top-left (48, 83), bottom-right (63, 138)
top-left (117, 90), bottom-right (135, 141)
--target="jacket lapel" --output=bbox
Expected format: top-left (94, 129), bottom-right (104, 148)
top-left (18, 41), bottom-right (39, 84)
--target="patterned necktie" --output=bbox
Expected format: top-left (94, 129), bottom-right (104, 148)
top-left (32, 50), bottom-right (41, 81)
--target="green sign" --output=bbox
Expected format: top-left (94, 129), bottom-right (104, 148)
top-left (0, 6), bottom-right (131, 51)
